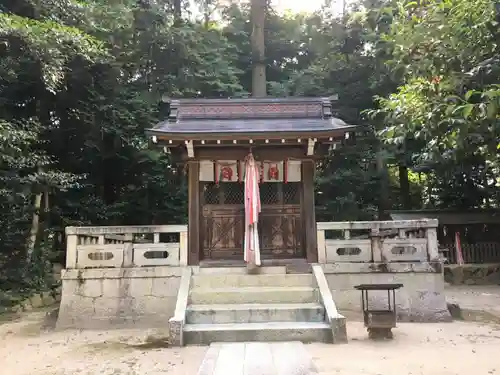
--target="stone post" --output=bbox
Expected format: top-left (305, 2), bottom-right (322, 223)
top-left (426, 227), bottom-right (439, 261)
top-left (179, 230), bottom-right (188, 266)
top-left (317, 229), bottom-right (326, 263)
top-left (370, 226), bottom-right (384, 263)
top-left (66, 234), bottom-right (78, 269)
top-left (123, 234), bottom-right (134, 267)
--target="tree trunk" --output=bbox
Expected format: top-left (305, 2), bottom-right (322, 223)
top-left (399, 165), bottom-right (411, 209)
top-left (27, 192), bottom-right (42, 262)
top-left (204, 0), bottom-right (210, 28)
top-left (251, 0), bottom-right (266, 97)
top-left (173, 0), bottom-right (182, 23)
top-left (376, 149), bottom-right (391, 220)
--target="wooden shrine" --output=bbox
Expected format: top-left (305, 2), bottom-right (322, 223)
top-left (146, 97), bottom-right (355, 266)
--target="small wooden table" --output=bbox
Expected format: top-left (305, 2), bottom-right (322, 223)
top-left (354, 283), bottom-right (404, 339)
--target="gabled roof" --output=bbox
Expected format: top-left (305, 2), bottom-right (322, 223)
top-left (146, 97), bottom-right (356, 139)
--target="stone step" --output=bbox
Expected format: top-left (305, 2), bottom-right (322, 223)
top-left (184, 321), bottom-right (333, 345)
top-left (194, 266), bottom-right (287, 275)
top-left (186, 303), bottom-right (325, 324)
top-left (189, 287), bottom-right (318, 305)
top-left (191, 273), bottom-right (315, 289)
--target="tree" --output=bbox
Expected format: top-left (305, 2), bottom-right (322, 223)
top-left (251, 0), bottom-right (267, 96)
top-left (372, 0), bottom-right (500, 208)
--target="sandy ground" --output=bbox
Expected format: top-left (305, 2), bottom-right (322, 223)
top-left (446, 284), bottom-right (500, 316)
top-left (0, 312), bottom-right (205, 375)
top-left (311, 321), bottom-right (500, 375)
top-left (1, 285), bottom-right (499, 375)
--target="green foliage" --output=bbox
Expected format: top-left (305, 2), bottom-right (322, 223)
top-left (372, 0), bottom-right (499, 208)
top-left (316, 128), bottom-right (381, 221)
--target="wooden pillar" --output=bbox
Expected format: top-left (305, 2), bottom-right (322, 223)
top-left (302, 160), bottom-right (318, 263)
top-left (187, 161), bottom-right (200, 265)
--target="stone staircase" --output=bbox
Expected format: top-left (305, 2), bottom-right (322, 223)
top-left (182, 267), bottom-right (335, 345)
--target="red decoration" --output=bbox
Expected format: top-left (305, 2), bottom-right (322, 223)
top-left (268, 163), bottom-right (280, 180)
top-left (215, 161), bottom-right (238, 184)
top-left (221, 166), bottom-right (233, 181)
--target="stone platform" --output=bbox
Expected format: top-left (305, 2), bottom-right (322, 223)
top-left (197, 342), bottom-right (318, 375)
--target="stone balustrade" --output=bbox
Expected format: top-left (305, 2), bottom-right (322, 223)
top-left (65, 219), bottom-right (439, 269)
top-left (316, 219), bottom-right (439, 264)
top-left (65, 225), bottom-right (188, 269)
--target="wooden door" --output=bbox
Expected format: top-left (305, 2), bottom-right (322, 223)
top-left (200, 181), bottom-right (305, 261)
top-left (200, 182), bottom-right (245, 261)
top-left (259, 182), bottom-right (304, 259)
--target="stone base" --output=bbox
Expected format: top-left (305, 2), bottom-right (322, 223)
top-left (56, 267), bottom-right (181, 330)
top-left (444, 264), bottom-right (500, 285)
top-left (322, 263), bottom-right (452, 322)
top-left (56, 263), bottom-right (452, 330)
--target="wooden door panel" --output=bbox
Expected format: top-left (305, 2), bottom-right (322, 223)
top-left (199, 181), bottom-right (305, 261)
top-left (259, 205), bottom-right (303, 259)
top-left (201, 205), bottom-right (244, 260)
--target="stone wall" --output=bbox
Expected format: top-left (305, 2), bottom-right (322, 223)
top-left (56, 267), bottom-right (181, 329)
top-left (322, 263), bottom-right (451, 322)
top-left (444, 264), bottom-right (500, 285)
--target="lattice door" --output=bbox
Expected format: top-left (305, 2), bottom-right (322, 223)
top-left (200, 182), bottom-right (245, 260)
top-left (199, 181), bottom-right (304, 261)
top-left (259, 182), bottom-right (304, 259)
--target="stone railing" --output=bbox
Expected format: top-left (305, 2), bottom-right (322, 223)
top-left (65, 225), bottom-right (188, 269)
top-left (316, 220), bottom-right (439, 264)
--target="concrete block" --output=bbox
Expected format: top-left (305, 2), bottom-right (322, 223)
top-left (331, 316), bottom-right (347, 344)
top-left (168, 319), bottom-right (183, 347)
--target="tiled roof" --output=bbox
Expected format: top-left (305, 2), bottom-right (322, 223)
top-left (150, 117), bottom-right (352, 135)
top-left (146, 97), bottom-right (356, 136)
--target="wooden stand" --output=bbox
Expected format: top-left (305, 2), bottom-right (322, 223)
top-left (354, 283), bottom-right (403, 340)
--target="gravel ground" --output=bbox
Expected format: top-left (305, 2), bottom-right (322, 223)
top-left (1, 285), bottom-right (499, 375)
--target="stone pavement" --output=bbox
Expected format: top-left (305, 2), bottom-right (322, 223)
top-left (196, 342), bottom-right (318, 375)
